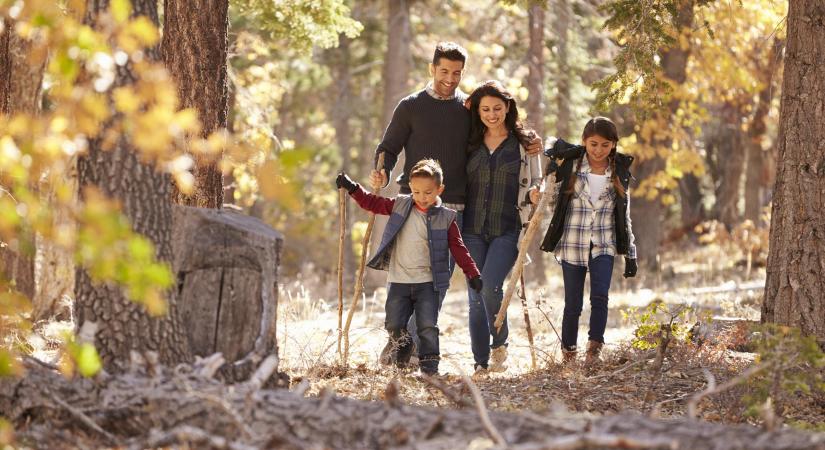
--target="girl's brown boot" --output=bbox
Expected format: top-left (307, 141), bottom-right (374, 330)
top-left (584, 340), bottom-right (603, 367)
top-left (561, 348), bottom-right (577, 365)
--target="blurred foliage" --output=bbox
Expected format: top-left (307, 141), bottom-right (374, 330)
top-left (744, 325), bottom-right (825, 429)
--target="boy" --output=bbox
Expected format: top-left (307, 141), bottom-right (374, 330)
top-left (336, 159), bottom-right (482, 375)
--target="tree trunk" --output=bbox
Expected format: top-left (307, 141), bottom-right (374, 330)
top-left (76, 0), bottom-right (191, 372)
top-left (745, 38), bottom-right (784, 225)
top-left (526, 3), bottom-right (547, 283)
top-left (0, 17), bottom-right (47, 303)
top-left (554, 0), bottom-right (572, 141)
top-left (329, 36), bottom-right (356, 278)
top-left (708, 103), bottom-right (746, 229)
top-left (633, 0), bottom-right (694, 271)
top-left (678, 174), bottom-right (704, 231)
top-left (763, 0), bottom-right (825, 345)
top-left (367, 0), bottom-right (413, 291)
top-left (4, 360), bottom-right (824, 450)
top-left (162, 0), bottom-right (229, 208)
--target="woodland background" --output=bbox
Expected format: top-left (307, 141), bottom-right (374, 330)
top-left (0, 0), bottom-right (824, 448)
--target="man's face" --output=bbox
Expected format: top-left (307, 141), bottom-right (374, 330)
top-left (429, 58), bottom-right (464, 98)
top-left (409, 176), bottom-right (444, 210)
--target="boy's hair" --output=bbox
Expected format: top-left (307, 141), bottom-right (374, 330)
top-left (432, 42), bottom-right (468, 66)
top-left (410, 159), bottom-right (444, 186)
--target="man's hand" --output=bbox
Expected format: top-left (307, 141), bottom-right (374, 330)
top-left (369, 169), bottom-right (387, 191)
top-left (528, 187), bottom-right (541, 205)
top-left (623, 258), bottom-right (638, 278)
top-left (336, 172), bottom-right (358, 193)
top-left (468, 276), bottom-right (483, 292)
top-left (525, 133), bottom-right (543, 156)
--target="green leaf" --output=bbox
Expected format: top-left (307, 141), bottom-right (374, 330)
top-left (75, 343), bottom-right (102, 378)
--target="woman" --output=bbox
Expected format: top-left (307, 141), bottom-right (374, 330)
top-left (463, 80), bottom-right (542, 376)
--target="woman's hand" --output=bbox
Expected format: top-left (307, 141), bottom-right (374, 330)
top-left (529, 187), bottom-right (541, 205)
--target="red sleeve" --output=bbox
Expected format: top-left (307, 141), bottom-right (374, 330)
top-left (448, 220), bottom-right (481, 279)
top-left (349, 185), bottom-right (395, 215)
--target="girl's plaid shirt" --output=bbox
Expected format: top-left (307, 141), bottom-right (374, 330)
top-left (554, 157), bottom-right (637, 267)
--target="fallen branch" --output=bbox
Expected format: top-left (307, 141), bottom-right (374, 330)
top-left (420, 375), bottom-right (471, 408)
top-left (461, 373), bottom-right (506, 445)
top-left (45, 389), bottom-right (117, 445)
top-left (130, 425), bottom-right (260, 450)
top-left (501, 433), bottom-right (677, 450)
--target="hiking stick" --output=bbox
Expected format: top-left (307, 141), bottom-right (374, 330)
top-left (342, 152), bottom-right (385, 364)
top-left (519, 273), bottom-right (537, 370)
top-left (336, 188), bottom-right (346, 358)
top-left (494, 172), bottom-right (554, 332)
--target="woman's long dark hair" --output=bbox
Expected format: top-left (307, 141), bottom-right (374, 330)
top-left (565, 116), bottom-right (625, 197)
top-left (466, 80), bottom-right (533, 152)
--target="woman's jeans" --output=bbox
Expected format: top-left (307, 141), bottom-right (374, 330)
top-left (464, 231), bottom-right (519, 368)
top-left (385, 282), bottom-right (440, 373)
top-left (560, 254), bottom-right (614, 351)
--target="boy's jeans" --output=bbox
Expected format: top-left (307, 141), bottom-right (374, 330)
top-left (406, 211), bottom-right (463, 351)
top-left (560, 254), bottom-right (614, 351)
top-left (463, 231), bottom-right (519, 368)
top-left (385, 282), bottom-right (440, 373)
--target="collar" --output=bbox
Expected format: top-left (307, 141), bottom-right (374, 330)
top-left (579, 156), bottom-right (612, 177)
top-left (425, 82), bottom-right (461, 101)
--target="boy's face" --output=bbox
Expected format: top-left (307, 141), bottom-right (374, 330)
top-left (428, 58), bottom-right (464, 98)
top-left (409, 176), bottom-right (444, 210)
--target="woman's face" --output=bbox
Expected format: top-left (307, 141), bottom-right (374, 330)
top-left (584, 133), bottom-right (615, 165)
top-left (478, 95), bottom-right (508, 130)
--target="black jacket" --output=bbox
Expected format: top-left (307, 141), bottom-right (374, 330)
top-left (540, 139), bottom-right (635, 255)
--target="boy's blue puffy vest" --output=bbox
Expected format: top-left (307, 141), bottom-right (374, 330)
top-left (367, 195), bottom-right (456, 294)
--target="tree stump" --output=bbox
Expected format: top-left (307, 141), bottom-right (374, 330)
top-left (172, 206), bottom-right (282, 382)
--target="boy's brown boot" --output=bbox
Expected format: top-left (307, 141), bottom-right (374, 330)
top-left (584, 340), bottom-right (603, 367)
top-left (561, 348), bottom-right (577, 365)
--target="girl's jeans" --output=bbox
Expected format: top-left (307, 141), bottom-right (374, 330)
top-left (385, 282), bottom-right (440, 373)
top-left (463, 231), bottom-right (519, 368)
top-left (560, 254), bottom-right (614, 351)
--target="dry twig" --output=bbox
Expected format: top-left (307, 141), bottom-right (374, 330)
top-left (337, 187), bottom-right (346, 357)
top-left (45, 389), bottom-right (117, 445)
top-left (461, 373), bottom-right (506, 445)
top-left (687, 363), bottom-right (770, 418)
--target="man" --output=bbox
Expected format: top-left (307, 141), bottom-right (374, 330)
top-left (371, 42), bottom-right (542, 366)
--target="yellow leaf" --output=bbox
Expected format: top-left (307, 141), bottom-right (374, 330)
top-left (113, 87), bottom-right (141, 113)
top-left (75, 343), bottom-right (101, 377)
top-left (110, 0), bottom-right (131, 23)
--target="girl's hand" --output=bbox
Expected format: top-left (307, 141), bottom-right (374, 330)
top-left (529, 188), bottom-right (541, 205)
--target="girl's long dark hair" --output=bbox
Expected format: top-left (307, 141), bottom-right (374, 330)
top-left (566, 116), bottom-right (626, 197)
top-left (466, 80), bottom-right (533, 152)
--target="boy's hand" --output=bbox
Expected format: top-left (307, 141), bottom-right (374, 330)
top-left (528, 187), bottom-right (541, 205)
top-left (623, 258), bottom-right (638, 278)
top-left (336, 172), bottom-right (358, 193)
top-left (468, 276), bottom-right (483, 292)
top-left (369, 169), bottom-right (387, 191)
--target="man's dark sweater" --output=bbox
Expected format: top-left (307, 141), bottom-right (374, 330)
top-left (375, 88), bottom-right (471, 204)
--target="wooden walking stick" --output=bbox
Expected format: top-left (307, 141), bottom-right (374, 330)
top-left (518, 273), bottom-right (537, 370)
top-left (342, 153), bottom-right (385, 364)
top-left (494, 172), bottom-right (555, 333)
top-left (336, 188), bottom-right (346, 358)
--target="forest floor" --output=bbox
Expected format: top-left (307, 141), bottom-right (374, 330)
top-left (276, 240), bottom-right (825, 432)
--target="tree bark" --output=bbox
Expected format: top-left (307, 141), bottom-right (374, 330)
top-left (763, 0), bottom-right (825, 345)
top-left (526, 3), bottom-right (547, 283)
top-left (678, 173), bottom-right (705, 231)
top-left (0, 16), bottom-right (47, 303)
top-left (162, 0), bottom-right (229, 208)
top-left (76, 0), bottom-right (190, 372)
top-left (744, 38), bottom-right (784, 225)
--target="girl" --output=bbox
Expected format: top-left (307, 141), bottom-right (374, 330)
top-left (463, 80), bottom-right (542, 375)
top-left (540, 117), bottom-right (638, 366)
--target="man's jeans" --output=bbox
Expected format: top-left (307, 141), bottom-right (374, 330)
top-left (406, 211), bottom-right (463, 351)
top-left (385, 282), bottom-right (440, 373)
top-left (464, 231), bottom-right (519, 368)
top-left (560, 254), bottom-right (614, 351)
